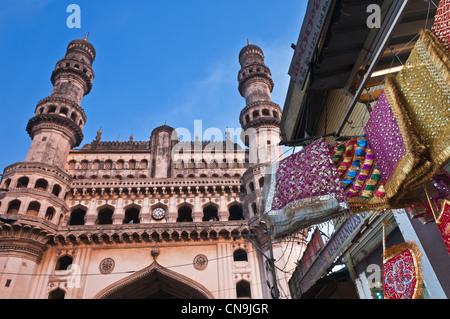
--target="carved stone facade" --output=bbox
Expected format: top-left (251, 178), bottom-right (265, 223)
top-left (0, 37), bottom-right (302, 299)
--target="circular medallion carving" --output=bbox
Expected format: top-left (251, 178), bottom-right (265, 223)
top-left (99, 258), bottom-right (115, 274)
top-left (193, 254), bottom-right (208, 271)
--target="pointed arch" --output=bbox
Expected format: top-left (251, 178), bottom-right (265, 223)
top-left (93, 261), bottom-right (214, 299)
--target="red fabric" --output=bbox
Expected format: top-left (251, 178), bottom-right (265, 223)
top-left (437, 201), bottom-right (450, 255)
top-left (432, 0), bottom-right (450, 52)
top-left (383, 248), bottom-right (418, 299)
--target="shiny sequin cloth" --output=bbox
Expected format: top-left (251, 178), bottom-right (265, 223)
top-left (363, 29), bottom-right (449, 205)
top-left (330, 135), bottom-right (388, 212)
top-left (393, 29), bottom-right (450, 194)
top-left (432, 0), bottom-right (450, 52)
top-left (263, 138), bottom-right (349, 239)
top-left (364, 90), bottom-right (408, 185)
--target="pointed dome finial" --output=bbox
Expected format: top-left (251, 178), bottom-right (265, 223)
top-left (95, 126), bottom-right (102, 142)
top-left (247, 39), bottom-right (250, 45)
top-left (84, 32), bottom-right (89, 41)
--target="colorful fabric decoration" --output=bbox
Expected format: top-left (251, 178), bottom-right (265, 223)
top-left (364, 76), bottom-right (428, 206)
top-left (364, 29), bottom-right (449, 206)
top-left (437, 200), bottom-right (450, 256)
top-left (263, 138), bottom-right (349, 239)
top-left (432, 0), bottom-right (450, 52)
top-left (330, 135), bottom-right (388, 212)
top-left (383, 241), bottom-right (423, 299)
top-left (394, 29), bottom-right (450, 191)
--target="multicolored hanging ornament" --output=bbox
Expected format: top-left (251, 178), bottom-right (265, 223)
top-left (432, 0), bottom-right (450, 52)
top-left (382, 220), bottom-right (423, 299)
top-left (329, 135), bottom-right (388, 212)
top-left (263, 138), bottom-right (349, 239)
top-left (436, 200), bottom-right (450, 255)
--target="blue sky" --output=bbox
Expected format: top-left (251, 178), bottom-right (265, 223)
top-left (0, 0), bottom-right (306, 171)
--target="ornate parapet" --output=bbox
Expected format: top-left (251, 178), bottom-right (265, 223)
top-left (0, 214), bottom-right (57, 263)
top-left (52, 220), bottom-right (250, 247)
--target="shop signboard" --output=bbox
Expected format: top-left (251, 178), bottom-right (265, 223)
top-left (298, 212), bottom-right (372, 294)
top-left (288, 0), bottom-right (332, 89)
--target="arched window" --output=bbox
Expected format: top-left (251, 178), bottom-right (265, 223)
top-left (116, 160), bottom-right (124, 170)
top-left (128, 160), bottom-right (136, 170)
top-left (45, 207), bottom-right (55, 221)
top-left (233, 249), bottom-right (248, 262)
top-left (140, 160), bottom-right (148, 169)
top-left (262, 109), bottom-right (270, 116)
top-left (248, 182), bottom-right (255, 192)
top-left (203, 205), bottom-right (218, 222)
top-left (104, 160), bottom-right (112, 170)
top-left (236, 280), bottom-right (251, 299)
top-left (2, 178), bottom-right (11, 189)
top-left (97, 207), bottom-right (114, 225)
top-left (34, 179), bottom-right (48, 191)
top-left (55, 255), bottom-right (73, 270)
top-left (26, 201), bottom-right (41, 216)
top-left (68, 160), bottom-right (76, 170)
top-left (177, 206), bottom-right (193, 222)
top-left (229, 205), bottom-right (244, 221)
top-left (123, 207), bottom-right (140, 224)
top-left (251, 202), bottom-right (258, 215)
top-left (69, 208), bottom-right (86, 226)
top-left (258, 177), bottom-right (264, 188)
top-left (252, 110), bottom-right (259, 119)
top-left (6, 200), bottom-right (21, 215)
top-left (48, 105), bottom-right (57, 113)
top-left (16, 177), bottom-right (29, 188)
top-left (80, 160), bottom-right (89, 170)
top-left (60, 107), bottom-right (68, 116)
top-left (48, 289), bottom-right (65, 299)
top-left (92, 160), bottom-right (100, 170)
top-left (52, 184), bottom-right (62, 197)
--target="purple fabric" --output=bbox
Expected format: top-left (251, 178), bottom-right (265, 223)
top-left (364, 90), bottom-right (407, 184)
top-left (270, 138), bottom-right (346, 210)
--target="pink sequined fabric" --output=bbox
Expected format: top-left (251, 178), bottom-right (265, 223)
top-left (270, 138), bottom-right (347, 210)
top-left (364, 90), bottom-right (407, 184)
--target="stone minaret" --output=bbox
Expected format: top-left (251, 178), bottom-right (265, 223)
top-left (0, 37), bottom-right (95, 298)
top-left (25, 35), bottom-right (96, 168)
top-left (238, 42), bottom-right (282, 166)
top-left (237, 42), bottom-right (282, 219)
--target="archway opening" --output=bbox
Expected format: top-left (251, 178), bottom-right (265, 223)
top-left (97, 207), bottom-right (114, 225)
top-left (177, 206), bottom-right (193, 222)
top-left (202, 205), bottom-right (218, 222)
top-left (97, 262), bottom-right (213, 299)
top-left (228, 205), bottom-right (244, 221)
top-left (69, 208), bottom-right (86, 225)
top-left (123, 207), bottom-right (140, 224)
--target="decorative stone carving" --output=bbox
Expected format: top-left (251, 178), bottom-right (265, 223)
top-left (151, 246), bottom-right (160, 260)
top-left (99, 258), bottom-right (115, 274)
top-left (193, 254), bottom-right (208, 271)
